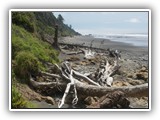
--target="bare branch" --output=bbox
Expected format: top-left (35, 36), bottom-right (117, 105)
top-left (73, 70), bottom-right (100, 86)
top-left (40, 71), bottom-right (61, 78)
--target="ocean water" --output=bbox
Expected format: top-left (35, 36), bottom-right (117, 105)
top-left (93, 33), bottom-right (148, 47)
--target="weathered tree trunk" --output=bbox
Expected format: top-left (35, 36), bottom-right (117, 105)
top-left (52, 24), bottom-right (61, 50)
top-left (54, 25), bottom-right (58, 45)
top-left (76, 82), bottom-right (148, 97)
top-left (30, 78), bottom-right (148, 98)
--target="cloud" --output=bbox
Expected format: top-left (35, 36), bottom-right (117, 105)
top-left (126, 18), bottom-right (140, 23)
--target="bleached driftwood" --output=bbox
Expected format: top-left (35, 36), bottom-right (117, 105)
top-left (76, 40), bottom-right (96, 59)
top-left (57, 61), bottom-right (79, 108)
top-left (83, 49), bottom-right (96, 59)
top-left (95, 59), bottom-right (120, 86)
top-left (40, 71), bottom-right (61, 79)
top-left (58, 69), bottom-right (78, 108)
top-left (60, 43), bottom-right (96, 59)
top-left (73, 70), bottom-right (100, 86)
top-left (29, 61), bottom-right (148, 108)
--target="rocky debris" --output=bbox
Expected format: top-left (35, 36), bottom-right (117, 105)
top-left (86, 91), bottom-right (130, 108)
top-left (112, 80), bottom-right (131, 87)
top-left (135, 66), bottom-right (148, 81)
top-left (84, 96), bottom-right (99, 105)
top-left (41, 96), bottom-right (56, 105)
top-left (136, 72), bottom-right (148, 81)
top-left (35, 96), bottom-right (42, 102)
top-left (140, 66), bottom-right (148, 72)
top-left (128, 97), bottom-right (148, 108)
top-left (66, 56), bottom-right (80, 62)
top-left (127, 73), bottom-right (134, 78)
top-left (127, 78), bottom-right (145, 86)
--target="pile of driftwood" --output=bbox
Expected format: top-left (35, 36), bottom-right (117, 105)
top-left (30, 52), bottom-right (148, 108)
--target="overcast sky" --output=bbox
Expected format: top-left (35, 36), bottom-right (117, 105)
top-left (54, 11), bottom-right (148, 35)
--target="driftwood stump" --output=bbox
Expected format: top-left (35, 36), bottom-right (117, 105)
top-left (52, 24), bottom-right (61, 50)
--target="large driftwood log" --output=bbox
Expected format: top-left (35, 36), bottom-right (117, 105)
top-left (30, 78), bottom-right (148, 97)
top-left (76, 82), bottom-right (148, 97)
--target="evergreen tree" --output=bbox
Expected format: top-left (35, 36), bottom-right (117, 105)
top-left (57, 14), bottom-right (64, 23)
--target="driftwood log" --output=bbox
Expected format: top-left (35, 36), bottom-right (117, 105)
top-left (30, 78), bottom-right (148, 97)
top-left (60, 40), bottom-right (96, 59)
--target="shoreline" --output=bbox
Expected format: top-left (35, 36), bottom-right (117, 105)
top-left (59, 35), bottom-right (148, 54)
top-left (59, 35), bottom-right (148, 67)
top-left (59, 35), bottom-right (148, 49)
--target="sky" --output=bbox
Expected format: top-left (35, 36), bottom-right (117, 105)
top-left (54, 11), bottom-right (148, 35)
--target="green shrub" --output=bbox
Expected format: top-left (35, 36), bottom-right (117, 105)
top-left (11, 86), bottom-right (27, 108)
top-left (12, 12), bottom-right (35, 33)
top-left (14, 51), bottom-right (39, 81)
top-left (12, 86), bottom-right (36, 109)
top-left (12, 24), bottom-right (59, 64)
